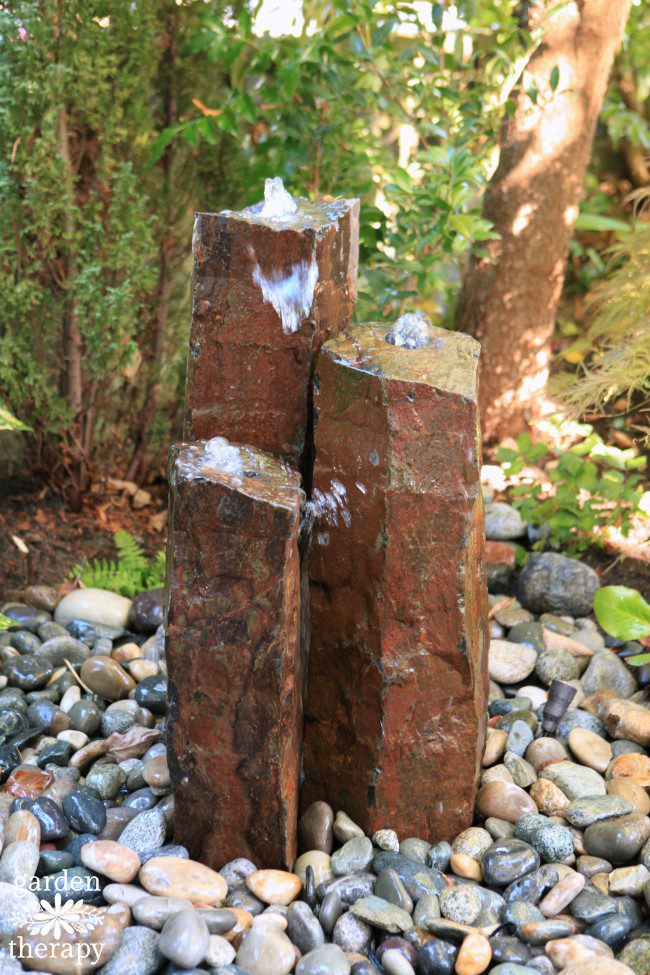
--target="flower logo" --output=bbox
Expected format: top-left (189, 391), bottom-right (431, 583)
top-left (25, 894), bottom-right (103, 939)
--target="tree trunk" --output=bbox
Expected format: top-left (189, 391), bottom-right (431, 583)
top-left (456, 0), bottom-right (631, 443)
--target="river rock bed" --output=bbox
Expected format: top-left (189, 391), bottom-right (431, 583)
top-left (0, 545), bottom-right (648, 975)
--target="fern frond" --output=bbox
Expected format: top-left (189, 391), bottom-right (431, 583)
top-left (144, 550), bottom-right (167, 590)
top-left (67, 531), bottom-right (166, 599)
top-left (114, 530), bottom-right (147, 571)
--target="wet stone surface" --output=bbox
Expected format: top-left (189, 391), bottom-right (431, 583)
top-left (0, 464), bottom-right (648, 975)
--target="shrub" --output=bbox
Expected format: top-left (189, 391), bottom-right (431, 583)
top-left (498, 429), bottom-right (647, 554)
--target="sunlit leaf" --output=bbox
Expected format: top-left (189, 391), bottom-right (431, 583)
top-left (593, 586), bottom-right (650, 640)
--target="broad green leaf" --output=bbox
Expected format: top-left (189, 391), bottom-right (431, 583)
top-left (550, 65), bottom-right (559, 91)
top-left (593, 586), bottom-right (650, 640)
top-left (0, 614), bottom-right (15, 630)
top-left (624, 653), bottom-right (650, 667)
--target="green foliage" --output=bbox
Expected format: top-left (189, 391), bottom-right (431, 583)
top-left (70, 530), bottom-right (166, 599)
top-left (0, 1), bottom-right (158, 478)
top-left (554, 213), bottom-right (650, 427)
top-left (0, 614), bottom-right (16, 631)
top-left (593, 587), bottom-right (650, 655)
top-left (0, 1), bottom-right (245, 486)
top-left (0, 406), bottom-right (30, 432)
top-left (1, 0), bottom-right (646, 485)
top-left (497, 428), bottom-right (647, 555)
top-left (165, 0), bottom-right (528, 322)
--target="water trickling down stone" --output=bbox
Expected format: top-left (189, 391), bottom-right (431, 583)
top-left (252, 258), bottom-right (319, 334)
top-left (258, 176), bottom-right (298, 221)
top-left (184, 185), bottom-right (359, 466)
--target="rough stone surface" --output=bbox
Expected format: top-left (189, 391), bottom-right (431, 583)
top-left (303, 321), bottom-right (489, 841)
top-left (184, 196), bottom-right (360, 471)
top-left (517, 554), bottom-right (599, 617)
top-left (166, 439), bottom-right (305, 868)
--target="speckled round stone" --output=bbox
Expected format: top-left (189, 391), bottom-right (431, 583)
top-left (514, 815), bottom-right (574, 863)
top-left (439, 884), bottom-right (482, 924)
top-left (85, 763), bottom-right (125, 799)
top-left (451, 828), bottom-right (492, 861)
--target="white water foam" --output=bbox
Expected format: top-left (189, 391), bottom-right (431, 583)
top-left (258, 176), bottom-right (297, 220)
top-left (390, 310), bottom-right (432, 350)
top-left (252, 259), bottom-right (319, 334)
top-left (202, 436), bottom-right (243, 476)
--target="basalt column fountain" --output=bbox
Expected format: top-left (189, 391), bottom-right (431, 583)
top-left (303, 315), bottom-right (489, 841)
top-left (184, 179), bottom-right (360, 473)
top-left (165, 438), bottom-right (305, 868)
top-left (166, 180), bottom-right (359, 867)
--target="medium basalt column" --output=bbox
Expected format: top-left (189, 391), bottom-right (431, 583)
top-left (165, 438), bottom-right (305, 868)
top-left (303, 321), bottom-right (489, 841)
top-left (184, 194), bottom-right (360, 474)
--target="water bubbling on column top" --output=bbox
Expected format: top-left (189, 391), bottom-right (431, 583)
top-left (386, 310), bottom-right (433, 350)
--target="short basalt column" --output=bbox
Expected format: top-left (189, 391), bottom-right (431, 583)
top-left (165, 437), bottom-right (305, 868)
top-left (303, 318), bottom-right (489, 841)
top-left (184, 181), bottom-right (360, 473)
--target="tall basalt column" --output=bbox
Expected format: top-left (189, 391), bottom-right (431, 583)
top-left (303, 321), bottom-right (489, 841)
top-left (165, 438), bottom-right (305, 868)
top-left (184, 194), bottom-right (359, 474)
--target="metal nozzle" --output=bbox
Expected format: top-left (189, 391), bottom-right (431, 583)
top-left (542, 680), bottom-right (577, 737)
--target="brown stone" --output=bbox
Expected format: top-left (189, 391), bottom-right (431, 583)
top-left (140, 856), bottom-right (228, 905)
top-left (530, 778), bottom-right (570, 816)
top-left (609, 752), bottom-right (650, 787)
top-left (475, 781), bottom-right (537, 822)
top-left (80, 656), bottom-right (135, 701)
top-left (166, 439), bottom-right (305, 868)
top-left (302, 321), bottom-right (488, 841)
top-left (608, 777), bottom-right (650, 815)
top-left (80, 840), bottom-right (141, 884)
top-left (5, 767), bottom-right (53, 798)
top-left (70, 739), bottom-right (108, 770)
top-left (455, 933), bottom-right (492, 975)
top-left (298, 800), bottom-right (334, 854)
top-left (605, 698), bottom-right (650, 747)
top-left (3, 810), bottom-right (40, 848)
top-left (184, 195), bottom-right (359, 471)
top-left (583, 689), bottom-right (620, 722)
top-left (485, 541), bottom-right (516, 569)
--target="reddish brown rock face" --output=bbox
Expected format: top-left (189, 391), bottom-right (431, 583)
top-left (303, 322), bottom-right (489, 841)
top-left (165, 440), bottom-right (305, 868)
top-left (184, 197), bottom-right (359, 474)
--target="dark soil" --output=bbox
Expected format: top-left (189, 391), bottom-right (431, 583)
top-left (582, 544), bottom-right (650, 596)
top-left (1, 475), bottom-right (648, 602)
top-left (0, 478), bottom-right (167, 601)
